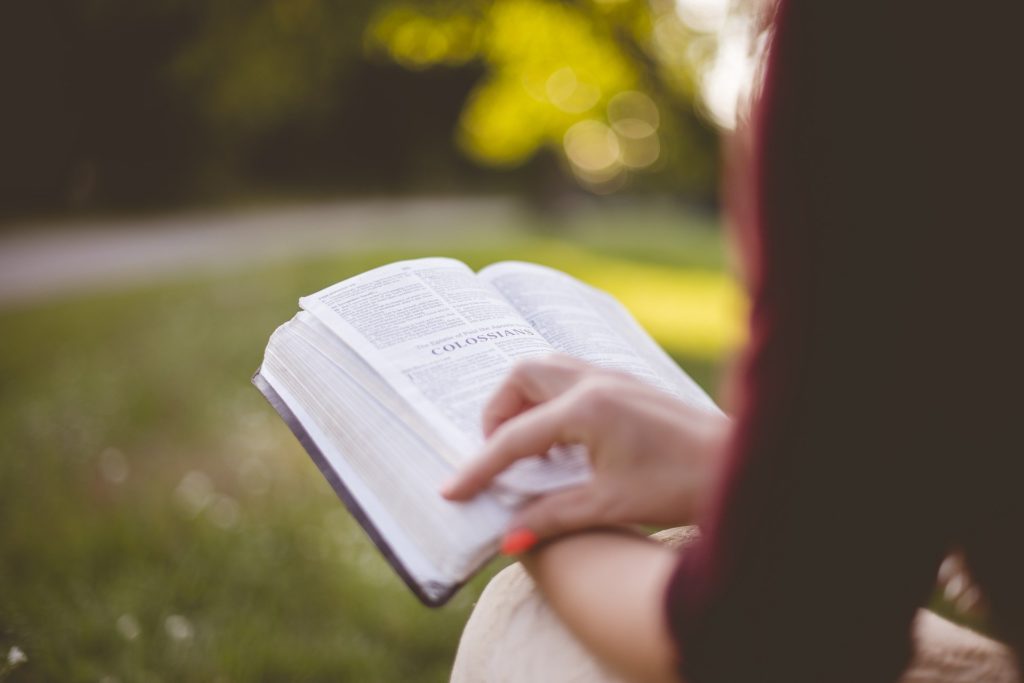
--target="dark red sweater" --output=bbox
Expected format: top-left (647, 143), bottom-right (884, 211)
top-left (665, 2), bottom-right (1024, 681)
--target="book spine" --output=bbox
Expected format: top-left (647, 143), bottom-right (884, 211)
top-left (251, 367), bottom-right (459, 607)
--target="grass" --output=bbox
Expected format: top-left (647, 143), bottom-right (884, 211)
top-left (0, 221), bottom-right (740, 682)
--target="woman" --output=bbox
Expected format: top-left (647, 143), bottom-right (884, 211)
top-left (443, 1), bottom-right (1023, 681)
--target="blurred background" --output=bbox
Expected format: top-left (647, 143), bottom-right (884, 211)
top-left (0, 0), bottom-right (762, 680)
top-left (1, 0), bottom-right (768, 216)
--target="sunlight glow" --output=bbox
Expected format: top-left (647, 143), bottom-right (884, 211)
top-left (676, 0), bottom-right (730, 34)
top-left (676, 0), bottom-right (764, 130)
top-left (546, 67), bottom-right (602, 114)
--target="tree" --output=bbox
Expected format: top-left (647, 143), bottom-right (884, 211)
top-left (365, 0), bottom-right (727, 199)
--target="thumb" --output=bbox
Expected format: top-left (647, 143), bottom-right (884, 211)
top-left (502, 485), bottom-right (606, 553)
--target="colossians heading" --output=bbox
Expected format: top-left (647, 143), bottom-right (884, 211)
top-left (431, 327), bottom-right (536, 355)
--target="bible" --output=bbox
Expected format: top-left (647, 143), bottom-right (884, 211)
top-left (253, 258), bottom-right (718, 606)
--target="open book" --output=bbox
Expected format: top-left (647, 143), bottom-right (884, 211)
top-left (253, 258), bottom-right (718, 606)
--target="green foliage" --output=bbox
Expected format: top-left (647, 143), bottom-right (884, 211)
top-left (171, 0), bottom-right (375, 133)
top-left (366, 0), bottom-right (719, 195)
top-left (370, 1), bottom-right (637, 165)
top-left (5, 0), bottom-right (722, 214)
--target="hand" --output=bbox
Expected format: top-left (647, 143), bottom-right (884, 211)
top-left (441, 355), bottom-right (729, 547)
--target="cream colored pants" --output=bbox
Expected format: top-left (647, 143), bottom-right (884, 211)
top-left (451, 527), bottom-right (1020, 683)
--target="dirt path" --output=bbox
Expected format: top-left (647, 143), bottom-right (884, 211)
top-left (0, 197), bottom-right (526, 307)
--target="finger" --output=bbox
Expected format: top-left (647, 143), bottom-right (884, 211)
top-left (443, 393), bottom-right (580, 500)
top-left (506, 484), bottom-right (606, 545)
top-left (482, 355), bottom-right (589, 436)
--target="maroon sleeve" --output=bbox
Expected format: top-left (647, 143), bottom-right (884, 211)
top-left (664, 2), bottom-right (1024, 681)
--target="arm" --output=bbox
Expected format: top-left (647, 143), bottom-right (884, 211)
top-left (520, 531), bottom-right (682, 683)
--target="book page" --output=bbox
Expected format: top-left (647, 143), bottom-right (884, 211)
top-left (298, 258), bottom-right (590, 492)
top-left (479, 261), bottom-right (720, 413)
top-left (261, 321), bottom-right (512, 584)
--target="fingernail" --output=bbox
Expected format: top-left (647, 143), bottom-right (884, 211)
top-left (439, 478), bottom-right (456, 498)
top-left (500, 528), bottom-right (538, 556)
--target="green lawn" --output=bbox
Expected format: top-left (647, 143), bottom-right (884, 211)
top-left (0, 221), bottom-right (737, 683)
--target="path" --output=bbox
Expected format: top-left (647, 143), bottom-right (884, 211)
top-left (0, 197), bottom-right (527, 307)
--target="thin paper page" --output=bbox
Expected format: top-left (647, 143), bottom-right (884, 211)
top-left (290, 312), bottom-right (465, 466)
top-left (262, 327), bottom-right (511, 579)
top-left (580, 285), bottom-right (720, 413)
top-left (299, 258), bottom-right (554, 463)
top-left (479, 261), bottom-right (718, 411)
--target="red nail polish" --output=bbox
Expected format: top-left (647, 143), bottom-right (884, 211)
top-left (500, 528), bottom-right (538, 555)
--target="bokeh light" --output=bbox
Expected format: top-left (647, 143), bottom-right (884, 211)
top-left (365, 0), bottom-right (727, 193)
top-left (564, 119), bottom-right (623, 186)
top-left (676, 0), bottom-right (731, 34)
